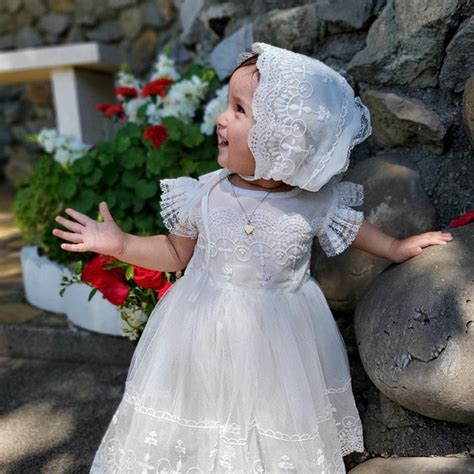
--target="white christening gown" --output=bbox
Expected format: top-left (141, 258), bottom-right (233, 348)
top-left (90, 167), bottom-right (366, 473)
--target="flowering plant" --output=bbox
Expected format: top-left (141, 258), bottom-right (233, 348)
top-left (60, 253), bottom-right (177, 341)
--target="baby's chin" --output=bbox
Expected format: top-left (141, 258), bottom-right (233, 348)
top-left (217, 157), bottom-right (255, 176)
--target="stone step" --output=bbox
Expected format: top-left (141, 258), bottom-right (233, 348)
top-left (0, 305), bottom-right (136, 366)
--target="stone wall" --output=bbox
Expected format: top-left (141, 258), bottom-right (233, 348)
top-left (1, 0), bottom-right (473, 469)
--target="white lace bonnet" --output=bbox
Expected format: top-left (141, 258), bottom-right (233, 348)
top-left (235, 42), bottom-right (372, 192)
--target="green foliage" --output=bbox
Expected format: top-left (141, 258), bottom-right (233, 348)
top-left (12, 60), bottom-right (223, 267)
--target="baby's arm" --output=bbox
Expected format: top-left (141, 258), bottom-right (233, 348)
top-left (350, 219), bottom-right (453, 263)
top-left (52, 201), bottom-right (196, 272)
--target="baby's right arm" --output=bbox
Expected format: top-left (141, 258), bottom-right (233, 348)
top-left (52, 201), bottom-right (196, 272)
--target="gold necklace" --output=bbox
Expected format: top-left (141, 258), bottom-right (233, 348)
top-left (227, 174), bottom-right (285, 235)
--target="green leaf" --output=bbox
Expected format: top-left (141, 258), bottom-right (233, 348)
top-left (116, 135), bottom-right (131, 153)
top-left (74, 260), bottom-right (83, 274)
top-left (135, 180), bottom-right (158, 199)
top-left (88, 287), bottom-right (98, 301)
top-left (161, 117), bottom-right (183, 141)
top-left (125, 265), bottom-right (134, 280)
top-left (71, 155), bottom-right (94, 175)
top-left (122, 170), bottom-right (141, 189)
top-left (57, 176), bottom-right (77, 199)
top-left (83, 168), bottom-right (103, 186)
top-left (182, 124), bottom-right (204, 148)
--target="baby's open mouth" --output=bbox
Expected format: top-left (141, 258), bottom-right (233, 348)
top-left (219, 140), bottom-right (229, 147)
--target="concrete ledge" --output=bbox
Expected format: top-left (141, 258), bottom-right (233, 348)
top-left (0, 42), bottom-right (123, 84)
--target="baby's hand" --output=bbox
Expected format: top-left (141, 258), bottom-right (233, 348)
top-left (389, 230), bottom-right (453, 263)
top-left (52, 202), bottom-right (126, 258)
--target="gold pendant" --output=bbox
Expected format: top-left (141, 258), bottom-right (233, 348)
top-left (243, 222), bottom-right (255, 235)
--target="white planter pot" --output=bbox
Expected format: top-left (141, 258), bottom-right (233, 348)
top-left (63, 267), bottom-right (128, 337)
top-left (20, 245), bottom-right (69, 314)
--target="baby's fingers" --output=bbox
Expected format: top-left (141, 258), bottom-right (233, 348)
top-left (55, 215), bottom-right (84, 233)
top-left (52, 228), bottom-right (83, 243)
top-left (59, 242), bottom-right (88, 252)
top-left (99, 201), bottom-right (115, 222)
top-left (64, 207), bottom-right (91, 226)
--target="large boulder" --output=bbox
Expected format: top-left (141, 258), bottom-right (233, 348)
top-left (354, 223), bottom-right (474, 424)
top-left (348, 0), bottom-right (470, 88)
top-left (439, 15), bottom-right (474, 93)
top-left (358, 88), bottom-right (450, 154)
top-left (311, 151), bottom-right (436, 312)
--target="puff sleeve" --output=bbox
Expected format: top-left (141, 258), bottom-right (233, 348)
top-left (315, 180), bottom-right (364, 257)
top-left (159, 176), bottom-right (200, 238)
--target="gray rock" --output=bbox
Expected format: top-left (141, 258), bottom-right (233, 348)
top-left (314, 32), bottom-right (367, 65)
top-left (142, 0), bottom-right (176, 29)
top-left (249, 0), bottom-right (313, 17)
top-left (349, 456), bottom-right (474, 473)
top-left (74, 0), bottom-right (108, 26)
top-left (439, 15), bottom-right (474, 93)
top-left (316, 0), bottom-right (374, 33)
top-left (85, 20), bottom-right (123, 42)
top-left (463, 74), bottom-right (474, 147)
top-left (200, 2), bottom-right (240, 39)
top-left (119, 6), bottom-right (144, 40)
top-left (348, 0), bottom-right (462, 88)
top-left (108, 0), bottom-right (138, 8)
top-left (6, 0), bottom-right (22, 14)
top-left (253, 4), bottom-right (326, 55)
top-left (15, 26), bottom-right (42, 48)
top-left (0, 33), bottom-right (15, 49)
top-left (23, 0), bottom-right (46, 18)
top-left (354, 222), bottom-right (474, 424)
top-left (311, 151), bottom-right (437, 313)
top-left (359, 88), bottom-right (448, 154)
top-left (209, 22), bottom-right (253, 81)
top-left (38, 12), bottom-right (70, 36)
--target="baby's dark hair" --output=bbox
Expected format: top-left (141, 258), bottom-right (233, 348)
top-left (229, 53), bottom-right (260, 80)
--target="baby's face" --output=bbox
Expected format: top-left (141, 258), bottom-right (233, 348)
top-left (216, 65), bottom-right (258, 175)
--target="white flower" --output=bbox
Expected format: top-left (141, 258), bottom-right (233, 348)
top-left (116, 70), bottom-right (142, 90)
top-left (35, 128), bottom-right (92, 166)
top-left (160, 75), bottom-right (209, 124)
top-left (123, 97), bottom-right (150, 124)
top-left (145, 100), bottom-right (164, 125)
top-left (149, 52), bottom-right (180, 82)
top-left (201, 84), bottom-right (229, 135)
top-left (122, 307), bottom-right (148, 327)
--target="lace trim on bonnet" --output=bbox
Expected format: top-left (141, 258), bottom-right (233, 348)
top-left (237, 42), bottom-right (372, 192)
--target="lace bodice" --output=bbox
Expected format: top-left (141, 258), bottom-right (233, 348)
top-left (159, 169), bottom-right (364, 297)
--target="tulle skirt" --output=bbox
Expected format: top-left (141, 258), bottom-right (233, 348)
top-left (90, 270), bottom-right (364, 473)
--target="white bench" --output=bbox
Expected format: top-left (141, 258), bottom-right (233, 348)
top-left (0, 42), bottom-right (125, 144)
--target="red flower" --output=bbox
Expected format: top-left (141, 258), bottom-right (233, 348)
top-left (141, 78), bottom-right (174, 99)
top-left (81, 254), bottom-right (129, 306)
top-left (156, 279), bottom-right (173, 299)
top-left (96, 102), bottom-right (112, 112)
top-left (449, 211), bottom-right (474, 228)
top-left (143, 124), bottom-right (168, 147)
top-left (115, 86), bottom-right (138, 101)
top-left (133, 266), bottom-right (165, 289)
top-left (104, 103), bottom-right (125, 119)
top-left (100, 281), bottom-right (130, 306)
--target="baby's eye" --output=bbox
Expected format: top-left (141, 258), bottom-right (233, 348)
top-left (236, 104), bottom-right (245, 114)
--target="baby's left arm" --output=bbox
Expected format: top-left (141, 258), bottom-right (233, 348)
top-left (350, 219), bottom-right (453, 263)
